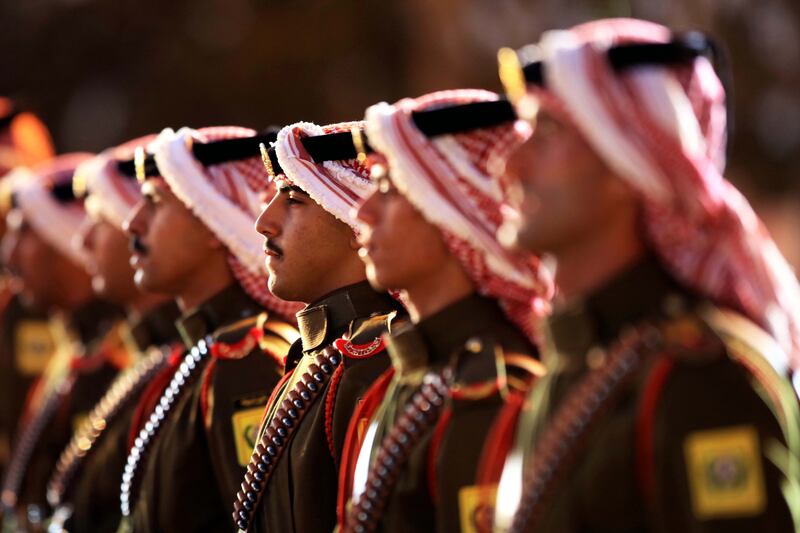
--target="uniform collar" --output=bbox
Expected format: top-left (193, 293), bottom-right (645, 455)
top-left (128, 300), bottom-right (181, 352)
top-left (69, 299), bottom-right (125, 346)
top-left (296, 281), bottom-right (398, 353)
top-left (388, 293), bottom-right (525, 374)
top-left (175, 283), bottom-right (262, 347)
top-left (545, 255), bottom-right (692, 371)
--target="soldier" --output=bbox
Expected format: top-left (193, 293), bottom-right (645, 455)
top-left (0, 154), bottom-right (125, 530)
top-left (232, 121), bottom-right (404, 532)
top-left (334, 90), bottom-right (552, 533)
top-left (493, 18), bottom-right (800, 532)
top-left (45, 137), bottom-right (181, 533)
top-left (0, 99), bottom-right (55, 479)
top-left (118, 126), bottom-right (300, 532)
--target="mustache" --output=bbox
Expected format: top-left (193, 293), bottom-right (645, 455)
top-left (129, 234), bottom-right (149, 255)
top-left (263, 239), bottom-right (283, 257)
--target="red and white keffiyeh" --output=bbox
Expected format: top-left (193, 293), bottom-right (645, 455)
top-left (273, 121), bottom-right (374, 231)
top-left (75, 135), bottom-right (154, 230)
top-left (8, 153), bottom-right (93, 269)
top-left (522, 18), bottom-right (800, 373)
top-left (365, 89), bottom-right (554, 344)
top-left (152, 126), bottom-right (302, 320)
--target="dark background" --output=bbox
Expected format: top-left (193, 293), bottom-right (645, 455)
top-left (2, 0), bottom-right (800, 257)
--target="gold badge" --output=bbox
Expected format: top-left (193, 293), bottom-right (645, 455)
top-left (232, 406), bottom-right (265, 466)
top-left (14, 320), bottom-right (56, 376)
top-left (458, 484), bottom-right (497, 533)
top-left (684, 425), bottom-right (766, 519)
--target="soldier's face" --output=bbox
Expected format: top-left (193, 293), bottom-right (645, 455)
top-left (124, 179), bottom-right (221, 297)
top-left (500, 110), bottom-right (636, 256)
top-left (255, 182), bottom-right (362, 304)
top-left (355, 178), bottom-right (453, 292)
top-left (75, 211), bottom-right (139, 305)
top-left (1, 210), bottom-right (84, 311)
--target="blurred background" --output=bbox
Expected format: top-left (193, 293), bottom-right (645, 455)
top-left (1, 0), bottom-right (799, 263)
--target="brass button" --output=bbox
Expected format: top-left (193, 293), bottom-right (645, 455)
top-left (465, 337), bottom-right (483, 354)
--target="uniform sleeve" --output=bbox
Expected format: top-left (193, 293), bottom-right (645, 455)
top-left (650, 355), bottom-right (798, 532)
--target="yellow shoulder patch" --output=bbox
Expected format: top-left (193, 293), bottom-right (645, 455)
top-left (458, 484), bottom-right (497, 533)
top-left (14, 320), bottom-right (55, 376)
top-left (684, 425), bottom-right (766, 519)
top-left (232, 406), bottom-right (265, 466)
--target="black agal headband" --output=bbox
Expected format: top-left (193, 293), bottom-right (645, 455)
top-left (260, 99), bottom-right (517, 178)
top-left (497, 31), bottom-right (731, 147)
top-left (116, 129), bottom-right (280, 182)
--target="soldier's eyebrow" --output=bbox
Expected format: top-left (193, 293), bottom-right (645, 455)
top-left (278, 184), bottom-right (308, 196)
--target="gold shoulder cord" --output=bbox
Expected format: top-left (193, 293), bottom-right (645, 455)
top-left (498, 47), bottom-right (527, 107)
top-left (497, 46), bottom-right (540, 125)
top-left (71, 168), bottom-right (88, 200)
top-left (259, 142), bottom-right (276, 180)
top-left (351, 127), bottom-right (367, 164)
top-left (133, 146), bottom-right (147, 184)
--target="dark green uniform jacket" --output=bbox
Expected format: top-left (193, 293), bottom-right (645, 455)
top-left (344, 293), bottom-right (539, 533)
top-left (53, 301), bottom-right (180, 533)
top-left (0, 293), bottom-right (53, 479)
top-left (3, 299), bottom-right (123, 528)
top-left (495, 256), bottom-right (800, 533)
top-left (240, 281), bottom-right (402, 533)
top-left (123, 284), bottom-right (292, 533)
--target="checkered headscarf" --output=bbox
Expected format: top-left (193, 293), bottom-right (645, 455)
top-left (152, 126), bottom-right (302, 320)
top-left (516, 18), bottom-right (800, 372)
top-left (7, 153), bottom-right (93, 268)
top-left (366, 89), bottom-right (554, 344)
top-left (74, 135), bottom-right (154, 230)
top-left (273, 121), bottom-right (374, 231)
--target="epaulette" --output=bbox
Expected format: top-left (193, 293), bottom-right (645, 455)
top-left (635, 306), bottom-right (799, 505)
top-left (334, 311), bottom-right (397, 361)
top-left (700, 305), bottom-right (800, 433)
top-left (256, 313), bottom-right (300, 355)
top-left (658, 309), bottom-right (724, 363)
top-left (212, 313), bottom-right (300, 363)
top-left (449, 336), bottom-right (543, 401)
top-left (258, 314), bottom-right (300, 361)
top-left (211, 315), bottom-right (261, 360)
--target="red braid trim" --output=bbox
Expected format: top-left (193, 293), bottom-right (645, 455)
top-left (211, 326), bottom-right (261, 360)
top-left (325, 364), bottom-right (345, 464)
top-left (200, 357), bottom-right (219, 430)
top-left (476, 390), bottom-right (526, 486)
top-left (426, 406), bottom-right (453, 505)
top-left (127, 346), bottom-right (183, 449)
top-left (69, 349), bottom-right (107, 373)
top-left (635, 357), bottom-right (675, 508)
top-left (336, 368), bottom-right (395, 528)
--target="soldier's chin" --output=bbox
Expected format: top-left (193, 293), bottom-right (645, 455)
top-left (364, 264), bottom-right (387, 292)
top-left (133, 268), bottom-right (161, 294)
top-left (267, 274), bottom-right (295, 303)
top-left (91, 275), bottom-right (107, 296)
